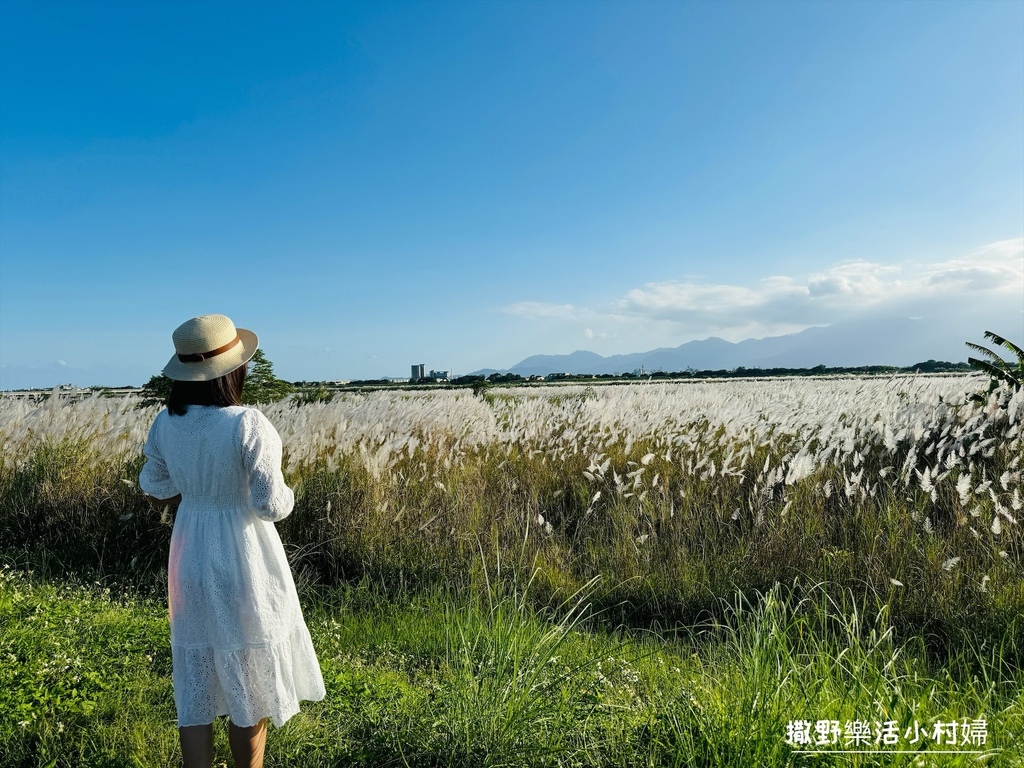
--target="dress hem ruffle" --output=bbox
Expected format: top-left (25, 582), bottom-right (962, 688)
top-left (172, 622), bottom-right (326, 729)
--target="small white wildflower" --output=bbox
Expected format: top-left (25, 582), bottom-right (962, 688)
top-left (992, 516), bottom-right (1002, 536)
top-left (889, 578), bottom-right (904, 587)
top-left (641, 453), bottom-right (655, 466)
top-left (941, 557), bottom-right (960, 571)
top-left (979, 575), bottom-right (990, 593)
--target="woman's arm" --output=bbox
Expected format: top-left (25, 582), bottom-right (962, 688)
top-left (139, 412), bottom-right (181, 502)
top-left (241, 410), bottom-right (295, 522)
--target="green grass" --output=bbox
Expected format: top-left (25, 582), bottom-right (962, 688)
top-left (2, 564), bottom-right (1020, 767)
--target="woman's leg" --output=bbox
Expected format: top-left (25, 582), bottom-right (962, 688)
top-left (228, 717), bottom-right (268, 768)
top-left (179, 724), bottom-right (214, 768)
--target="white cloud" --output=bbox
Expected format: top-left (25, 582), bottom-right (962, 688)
top-left (502, 240), bottom-right (1024, 346)
top-left (614, 240), bottom-right (1022, 335)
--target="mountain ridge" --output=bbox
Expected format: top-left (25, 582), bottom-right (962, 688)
top-left (471, 317), bottom-right (975, 377)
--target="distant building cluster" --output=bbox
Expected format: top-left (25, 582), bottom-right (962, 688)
top-left (410, 364), bottom-right (449, 382)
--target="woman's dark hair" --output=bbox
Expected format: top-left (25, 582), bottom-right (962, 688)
top-left (168, 365), bottom-right (247, 416)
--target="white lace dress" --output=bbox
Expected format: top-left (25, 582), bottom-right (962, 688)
top-left (139, 405), bottom-right (326, 728)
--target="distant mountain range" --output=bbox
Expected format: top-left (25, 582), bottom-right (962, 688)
top-left (472, 316), bottom-right (981, 377)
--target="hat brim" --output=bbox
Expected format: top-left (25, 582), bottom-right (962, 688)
top-left (161, 328), bottom-right (260, 382)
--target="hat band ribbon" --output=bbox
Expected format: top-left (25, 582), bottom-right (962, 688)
top-left (177, 335), bottom-right (241, 363)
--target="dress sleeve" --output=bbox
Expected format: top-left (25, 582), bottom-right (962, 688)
top-left (138, 412), bottom-right (179, 500)
top-left (240, 408), bottom-right (295, 522)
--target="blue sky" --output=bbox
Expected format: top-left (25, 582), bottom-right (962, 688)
top-left (1, 0), bottom-right (1022, 388)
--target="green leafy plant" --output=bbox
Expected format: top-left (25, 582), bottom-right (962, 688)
top-left (966, 331), bottom-right (1023, 399)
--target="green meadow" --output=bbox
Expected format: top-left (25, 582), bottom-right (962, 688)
top-left (1, 376), bottom-right (1021, 766)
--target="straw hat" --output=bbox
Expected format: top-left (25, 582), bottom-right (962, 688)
top-left (162, 314), bottom-right (259, 382)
